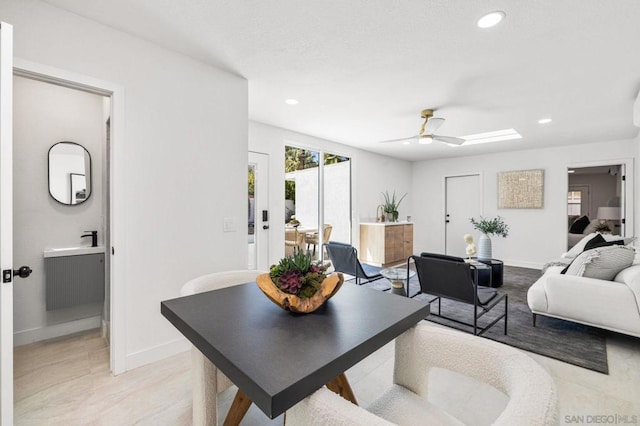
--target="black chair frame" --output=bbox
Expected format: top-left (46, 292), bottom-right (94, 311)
top-left (407, 254), bottom-right (507, 336)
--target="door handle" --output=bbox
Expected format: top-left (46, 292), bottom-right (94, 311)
top-left (262, 225), bottom-right (269, 230)
top-left (14, 266), bottom-right (32, 278)
top-left (445, 220), bottom-right (450, 223)
top-left (3, 266), bottom-right (32, 282)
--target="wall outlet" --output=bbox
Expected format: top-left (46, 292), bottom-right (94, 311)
top-left (223, 217), bottom-right (237, 232)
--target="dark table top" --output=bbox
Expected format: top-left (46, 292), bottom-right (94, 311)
top-left (161, 282), bottom-right (430, 419)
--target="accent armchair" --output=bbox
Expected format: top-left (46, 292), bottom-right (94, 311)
top-left (410, 253), bottom-right (508, 335)
top-left (325, 241), bottom-right (383, 285)
top-left (287, 324), bottom-right (558, 425)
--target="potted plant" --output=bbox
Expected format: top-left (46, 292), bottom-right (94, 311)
top-left (382, 190), bottom-right (407, 222)
top-left (469, 216), bottom-right (509, 261)
top-left (256, 249), bottom-right (344, 313)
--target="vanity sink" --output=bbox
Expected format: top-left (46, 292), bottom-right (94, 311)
top-left (43, 246), bottom-right (105, 258)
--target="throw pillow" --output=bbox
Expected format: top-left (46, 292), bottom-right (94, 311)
top-left (569, 215), bottom-right (590, 234)
top-left (562, 233), bottom-right (599, 259)
top-left (583, 234), bottom-right (624, 251)
top-left (564, 246), bottom-right (635, 280)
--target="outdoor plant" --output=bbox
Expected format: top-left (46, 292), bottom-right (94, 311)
top-left (469, 216), bottom-right (509, 237)
top-left (382, 190), bottom-right (407, 222)
top-left (269, 248), bottom-right (330, 298)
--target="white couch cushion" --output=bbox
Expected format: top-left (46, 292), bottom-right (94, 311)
top-left (565, 246), bottom-right (635, 280)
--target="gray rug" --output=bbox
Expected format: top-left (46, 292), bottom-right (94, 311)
top-left (364, 265), bottom-right (609, 374)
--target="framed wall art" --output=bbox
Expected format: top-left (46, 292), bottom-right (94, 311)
top-left (498, 169), bottom-right (544, 209)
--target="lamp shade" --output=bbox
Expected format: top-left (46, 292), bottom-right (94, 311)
top-left (596, 206), bottom-right (621, 220)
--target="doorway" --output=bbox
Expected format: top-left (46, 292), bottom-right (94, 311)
top-left (12, 61), bottom-right (125, 375)
top-left (567, 164), bottom-right (626, 245)
top-left (12, 74), bottom-right (111, 380)
top-left (445, 174), bottom-right (481, 257)
top-left (248, 152), bottom-right (269, 271)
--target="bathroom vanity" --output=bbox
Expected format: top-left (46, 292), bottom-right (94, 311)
top-left (44, 246), bottom-right (105, 310)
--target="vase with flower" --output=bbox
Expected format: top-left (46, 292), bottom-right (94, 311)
top-left (469, 216), bottom-right (509, 261)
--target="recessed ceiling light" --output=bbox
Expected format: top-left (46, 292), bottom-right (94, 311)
top-left (285, 99), bottom-right (299, 105)
top-left (538, 118), bottom-right (552, 124)
top-left (477, 11), bottom-right (505, 29)
top-left (461, 128), bottom-right (522, 145)
top-left (402, 141), bottom-right (411, 145)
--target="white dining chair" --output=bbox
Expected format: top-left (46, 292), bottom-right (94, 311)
top-left (181, 269), bottom-right (266, 426)
top-left (287, 324), bottom-right (558, 426)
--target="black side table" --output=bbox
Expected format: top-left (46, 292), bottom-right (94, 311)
top-left (477, 259), bottom-right (504, 288)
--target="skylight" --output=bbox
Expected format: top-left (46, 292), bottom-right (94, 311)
top-left (461, 129), bottom-right (522, 145)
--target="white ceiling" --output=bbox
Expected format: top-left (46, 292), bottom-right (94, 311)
top-left (42, 0), bottom-right (640, 161)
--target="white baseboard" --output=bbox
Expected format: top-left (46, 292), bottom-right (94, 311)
top-left (125, 337), bottom-right (191, 371)
top-left (503, 259), bottom-right (544, 270)
top-left (14, 315), bottom-right (102, 347)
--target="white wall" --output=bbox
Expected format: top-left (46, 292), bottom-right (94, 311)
top-left (249, 121), bottom-right (412, 266)
top-left (1, 0), bottom-right (248, 369)
top-left (412, 138), bottom-right (636, 269)
top-left (13, 76), bottom-right (105, 344)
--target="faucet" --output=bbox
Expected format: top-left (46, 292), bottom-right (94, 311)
top-left (81, 230), bottom-right (98, 247)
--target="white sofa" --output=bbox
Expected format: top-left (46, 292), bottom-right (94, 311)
top-left (527, 236), bottom-right (640, 338)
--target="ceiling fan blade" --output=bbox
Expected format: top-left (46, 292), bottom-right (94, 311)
top-left (433, 135), bottom-right (465, 145)
top-left (423, 117), bottom-right (445, 135)
top-left (378, 135), bottom-right (419, 144)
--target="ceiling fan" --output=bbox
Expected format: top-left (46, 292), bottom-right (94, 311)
top-left (380, 109), bottom-right (465, 146)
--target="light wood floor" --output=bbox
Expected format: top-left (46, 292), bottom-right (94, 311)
top-left (14, 324), bottom-right (640, 425)
top-left (13, 329), bottom-right (285, 425)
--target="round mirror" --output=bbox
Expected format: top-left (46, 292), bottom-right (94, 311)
top-left (48, 141), bottom-right (92, 205)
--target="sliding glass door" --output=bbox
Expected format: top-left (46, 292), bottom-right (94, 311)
top-left (284, 145), bottom-right (351, 260)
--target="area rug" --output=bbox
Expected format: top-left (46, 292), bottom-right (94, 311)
top-left (365, 265), bottom-right (609, 374)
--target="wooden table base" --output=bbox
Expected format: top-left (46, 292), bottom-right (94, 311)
top-left (222, 373), bottom-right (357, 426)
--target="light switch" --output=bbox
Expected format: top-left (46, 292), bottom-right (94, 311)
top-left (223, 217), bottom-right (237, 232)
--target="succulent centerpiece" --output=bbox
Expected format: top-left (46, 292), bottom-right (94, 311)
top-left (256, 249), bottom-right (344, 313)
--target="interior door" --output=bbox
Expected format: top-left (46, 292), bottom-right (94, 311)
top-left (249, 152), bottom-right (269, 270)
top-left (0, 21), bottom-right (14, 425)
top-left (445, 174), bottom-right (481, 257)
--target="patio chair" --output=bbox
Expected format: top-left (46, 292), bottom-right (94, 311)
top-left (409, 253), bottom-right (508, 336)
top-left (325, 241), bottom-right (383, 285)
top-left (285, 227), bottom-right (304, 256)
top-left (305, 224), bottom-right (333, 256)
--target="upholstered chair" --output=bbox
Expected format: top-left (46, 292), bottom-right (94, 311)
top-left (287, 324), bottom-right (558, 426)
top-left (180, 270), bottom-right (265, 426)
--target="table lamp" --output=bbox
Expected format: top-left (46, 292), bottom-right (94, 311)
top-left (596, 206), bottom-right (621, 231)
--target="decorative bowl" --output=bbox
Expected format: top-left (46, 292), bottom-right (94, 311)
top-left (256, 272), bottom-right (344, 314)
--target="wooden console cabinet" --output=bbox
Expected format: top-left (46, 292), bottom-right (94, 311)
top-left (359, 223), bottom-right (413, 267)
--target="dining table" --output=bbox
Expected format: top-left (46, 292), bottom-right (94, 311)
top-left (161, 280), bottom-right (430, 424)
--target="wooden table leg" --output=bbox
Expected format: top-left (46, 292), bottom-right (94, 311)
top-left (223, 389), bottom-right (252, 426)
top-left (325, 373), bottom-right (358, 405)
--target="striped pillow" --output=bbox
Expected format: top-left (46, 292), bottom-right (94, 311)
top-left (565, 246), bottom-right (635, 280)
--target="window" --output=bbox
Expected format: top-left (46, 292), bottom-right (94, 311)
top-left (567, 190), bottom-right (582, 216)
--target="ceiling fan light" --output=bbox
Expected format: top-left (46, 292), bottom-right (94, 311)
top-left (477, 11), bottom-right (505, 29)
top-left (418, 136), bottom-right (433, 144)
